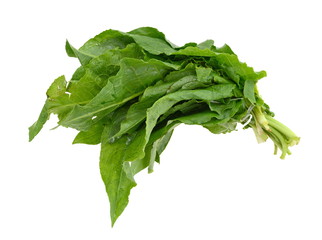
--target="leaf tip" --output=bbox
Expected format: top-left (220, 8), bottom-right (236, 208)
top-left (110, 213), bottom-right (119, 227)
top-left (28, 125), bottom-right (37, 142)
top-left (111, 220), bottom-right (116, 228)
top-left (65, 39), bottom-right (76, 58)
top-left (28, 133), bottom-right (35, 142)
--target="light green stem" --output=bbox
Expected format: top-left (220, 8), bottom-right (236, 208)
top-left (251, 106), bottom-right (300, 159)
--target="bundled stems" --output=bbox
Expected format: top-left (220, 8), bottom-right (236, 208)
top-left (251, 106), bottom-right (300, 159)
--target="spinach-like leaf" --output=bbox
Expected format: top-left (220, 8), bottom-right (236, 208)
top-left (59, 58), bottom-right (176, 130)
top-left (100, 122), bottom-right (137, 226)
top-left (29, 75), bottom-right (68, 141)
top-left (29, 26), bottom-right (300, 226)
top-left (73, 119), bottom-right (105, 145)
top-left (114, 74), bottom-right (197, 139)
top-left (143, 84), bottom-right (236, 154)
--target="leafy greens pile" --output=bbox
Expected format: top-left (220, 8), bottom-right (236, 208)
top-left (29, 27), bottom-right (300, 226)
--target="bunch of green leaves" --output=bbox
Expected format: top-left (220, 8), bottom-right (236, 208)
top-left (29, 27), bottom-right (300, 226)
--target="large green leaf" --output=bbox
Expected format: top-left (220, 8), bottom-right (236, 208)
top-left (130, 123), bottom-right (178, 175)
top-left (67, 27), bottom-right (177, 64)
top-left (99, 122), bottom-right (137, 226)
top-left (171, 46), bottom-right (266, 85)
top-left (112, 64), bottom-right (197, 138)
top-left (144, 84), bottom-right (236, 145)
top-left (114, 74), bottom-right (197, 139)
top-left (157, 100), bottom-right (202, 123)
top-left (113, 82), bottom-right (173, 138)
top-left (131, 106), bottom-right (237, 174)
top-left (66, 30), bottom-right (134, 65)
top-left (128, 34), bottom-right (176, 55)
top-left (60, 58), bottom-right (176, 130)
top-left (29, 76), bottom-right (68, 141)
top-left (129, 27), bottom-right (167, 39)
top-left (208, 53), bottom-right (267, 85)
top-left (67, 43), bottom-right (145, 102)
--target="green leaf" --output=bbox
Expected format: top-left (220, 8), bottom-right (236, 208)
top-left (46, 75), bottom-right (67, 98)
top-left (66, 29), bottom-right (135, 65)
top-left (167, 75), bottom-right (197, 92)
top-left (163, 63), bottom-right (195, 82)
top-left (132, 106), bottom-right (233, 174)
top-left (114, 81), bottom-right (174, 138)
top-left (127, 29), bottom-right (176, 55)
top-left (72, 119), bottom-right (105, 145)
top-left (157, 100), bottom-right (202, 123)
top-left (155, 129), bottom-right (173, 160)
top-left (175, 110), bottom-right (219, 125)
top-left (79, 30), bottom-right (134, 64)
top-left (128, 26), bottom-right (179, 49)
top-left (128, 27), bottom-right (167, 41)
top-left (172, 46), bottom-right (218, 57)
top-left (65, 40), bottom-right (95, 65)
top-left (114, 72), bottom-right (197, 139)
top-left (131, 142), bottom-right (154, 175)
top-left (99, 121), bottom-right (137, 226)
top-left (209, 99), bottom-right (244, 120)
top-left (128, 34), bottom-right (176, 55)
top-left (209, 53), bottom-right (267, 85)
top-left (131, 123), bottom-right (178, 175)
top-left (213, 71), bottom-right (233, 84)
top-left (143, 84), bottom-right (236, 156)
top-left (68, 43), bottom-right (145, 103)
top-left (60, 58), bottom-right (176, 130)
top-left (29, 100), bottom-right (51, 142)
top-left (244, 79), bottom-right (256, 103)
top-left (215, 44), bottom-right (235, 54)
top-left (29, 76), bottom-right (68, 141)
top-left (202, 119), bottom-right (237, 134)
top-left (70, 66), bottom-right (86, 81)
top-left (32, 45), bottom-right (145, 136)
top-left (196, 67), bottom-right (213, 83)
top-left (197, 40), bottom-right (214, 49)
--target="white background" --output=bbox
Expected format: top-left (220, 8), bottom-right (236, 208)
top-left (1, 0), bottom-right (321, 239)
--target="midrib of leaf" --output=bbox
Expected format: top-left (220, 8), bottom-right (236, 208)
top-left (54, 100), bottom-right (90, 107)
top-left (113, 156), bottom-right (126, 221)
top-left (74, 47), bottom-right (97, 58)
top-left (63, 91), bottom-right (144, 124)
top-left (49, 100), bottom-right (91, 115)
